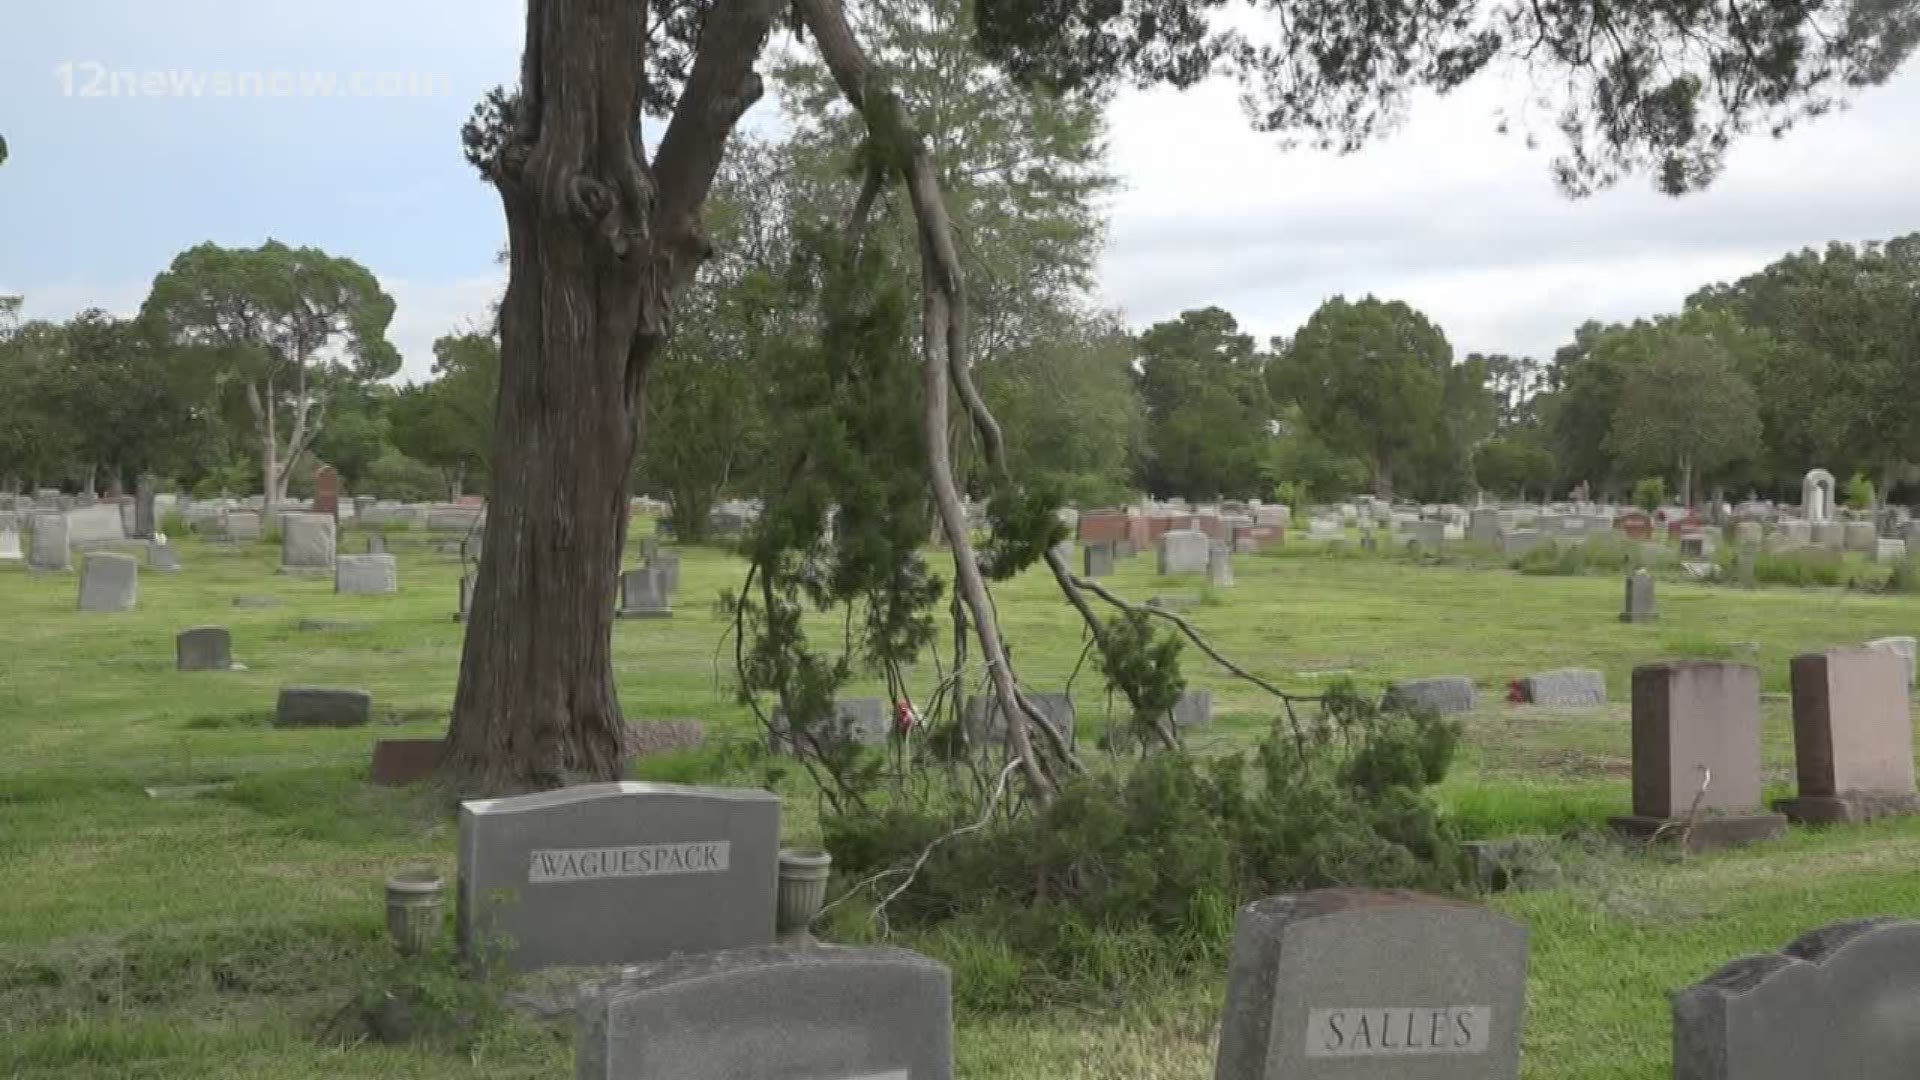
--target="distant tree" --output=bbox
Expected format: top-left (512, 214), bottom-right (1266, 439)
top-left (0, 319), bottom-right (74, 490)
top-left (141, 242), bottom-right (399, 507)
top-left (1606, 331), bottom-right (1760, 506)
top-left (1479, 353), bottom-right (1547, 431)
top-left (980, 313), bottom-right (1145, 506)
top-left (43, 311), bottom-right (197, 493)
top-left (1265, 403), bottom-right (1366, 505)
top-left (1473, 437), bottom-right (1556, 501)
top-left (1135, 307), bottom-right (1270, 500)
top-left (1281, 296), bottom-right (1452, 499)
top-left (390, 331), bottom-right (499, 500)
top-left (1688, 236), bottom-right (1920, 494)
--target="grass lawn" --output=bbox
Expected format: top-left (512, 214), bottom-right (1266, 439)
top-left (3, 528), bottom-right (1918, 1078)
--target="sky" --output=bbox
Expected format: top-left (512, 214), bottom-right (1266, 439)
top-left (3, 2), bottom-right (1916, 382)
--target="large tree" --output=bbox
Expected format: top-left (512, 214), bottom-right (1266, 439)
top-left (41, 311), bottom-right (197, 494)
top-left (1279, 296), bottom-right (1453, 499)
top-left (1135, 307), bottom-right (1271, 500)
top-left (1606, 330), bottom-right (1760, 505)
top-left (140, 242), bottom-right (399, 507)
top-left (443, 0), bottom-right (1919, 796)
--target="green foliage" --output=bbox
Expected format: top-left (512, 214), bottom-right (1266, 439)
top-left (1473, 436), bottom-right (1556, 500)
top-left (1606, 330), bottom-right (1760, 504)
top-left (1748, 549), bottom-right (1851, 589)
top-left (390, 331), bottom-right (498, 500)
top-left (1278, 296), bottom-right (1459, 499)
top-left (825, 691), bottom-right (1467, 1006)
top-left (1844, 473), bottom-right (1876, 510)
top-left (978, 479), bottom-right (1069, 580)
top-left (1135, 307), bottom-right (1271, 499)
top-left (1632, 477), bottom-right (1667, 511)
top-left (364, 451), bottom-right (444, 503)
top-left (1511, 536), bottom-right (1645, 577)
top-left (974, 0), bottom-right (1918, 196)
top-left (1266, 405), bottom-right (1366, 507)
top-left (1090, 610), bottom-right (1186, 742)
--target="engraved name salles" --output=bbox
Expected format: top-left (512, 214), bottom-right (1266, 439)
top-left (527, 841), bottom-right (730, 883)
top-left (1304, 1006), bottom-right (1491, 1058)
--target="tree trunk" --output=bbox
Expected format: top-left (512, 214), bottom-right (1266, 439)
top-left (440, 0), bottom-right (775, 797)
top-left (1679, 454), bottom-right (1693, 508)
top-left (1370, 454), bottom-right (1393, 500)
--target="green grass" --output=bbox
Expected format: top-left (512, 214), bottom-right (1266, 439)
top-left (4, 527), bottom-right (1920, 1077)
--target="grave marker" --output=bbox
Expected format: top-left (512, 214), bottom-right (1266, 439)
top-left (1519, 669), bottom-right (1606, 708)
top-left (575, 945), bottom-right (952, 1080)
top-left (1620, 569), bottom-right (1656, 623)
top-left (28, 512), bottom-right (71, 571)
top-left (1774, 648), bottom-right (1919, 823)
top-left (1214, 889), bottom-right (1527, 1080)
top-left (312, 464), bottom-right (340, 518)
top-left (275, 687), bottom-right (373, 728)
top-left (77, 552), bottom-right (137, 612)
top-left (1673, 918), bottom-right (1920, 1080)
top-left (1609, 662), bottom-right (1785, 850)
top-left (1207, 541), bottom-right (1234, 588)
top-left (1157, 529), bottom-right (1211, 575)
top-left (335, 554), bottom-right (398, 595)
top-left (1082, 541), bottom-right (1114, 579)
top-left (457, 781), bottom-right (779, 973)
top-left (175, 627), bottom-right (232, 671)
top-left (768, 698), bottom-right (889, 754)
top-left (618, 567), bottom-right (672, 619)
top-left (964, 691), bottom-right (1075, 744)
top-left (1382, 677), bottom-right (1475, 717)
top-left (280, 513), bottom-right (336, 572)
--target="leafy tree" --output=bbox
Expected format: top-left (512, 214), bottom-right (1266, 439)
top-left (1632, 476), bottom-right (1667, 511)
top-left (1480, 353), bottom-right (1548, 432)
top-left (1266, 403), bottom-right (1366, 506)
top-left (1687, 236), bottom-right (1920, 494)
top-left (41, 311), bottom-right (197, 493)
top-left (1404, 352), bottom-right (1496, 502)
top-left (1279, 296), bottom-right (1452, 499)
top-left (1605, 331), bottom-right (1760, 506)
top-left (140, 241), bottom-right (399, 507)
top-left (0, 319), bottom-right (75, 491)
top-left (1135, 307), bottom-right (1270, 500)
top-left (442, 0), bottom-right (1918, 796)
top-left (1472, 437), bottom-right (1556, 501)
top-left (982, 315), bottom-right (1145, 506)
top-left (306, 385), bottom-right (394, 494)
top-left (390, 331), bottom-right (500, 500)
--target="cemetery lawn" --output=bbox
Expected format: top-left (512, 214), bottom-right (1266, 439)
top-left (4, 533), bottom-right (1920, 1078)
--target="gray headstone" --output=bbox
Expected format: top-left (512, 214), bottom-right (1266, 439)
top-left (576, 945), bottom-right (953, 1080)
top-left (133, 476), bottom-right (157, 539)
top-left (647, 549), bottom-right (681, 595)
top-left (0, 519), bottom-right (20, 561)
top-left (619, 567), bottom-right (672, 618)
top-left (1673, 918), bottom-right (1920, 1080)
top-left (428, 505), bottom-right (483, 533)
top-left (1620, 569), bottom-right (1656, 624)
top-left (280, 512), bottom-right (337, 572)
top-left (1173, 688), bottom-right (1213, 729)
top-left (458, 781), bottom-right (779, 973)
top-left (963, 690), bottom-right (1075, 744)
top-left (769, 698), bottom-right (889, 754)
top-left (1207, 541), bottom-right (1235, 588)
top-left (1215, 889), bottom-right (1527, 1080)
top-left (77, 552), bottom-right (137, 612)
top-left (225, 510), bottom-right (262, 543)
top-left (66, 503), bottom-right (126, 543)
top-left (366, 532), bottom-right (387, 555)
top-left (148, 542), bottom-right (181, 572)
top-left (335, 554), bottom-right (398, 595)
top-left (1520, 669), bottom-right (1606, 708)
top-left (176, 626), bottom-right (232, 672)
top-left (1499, 530), bottom-right (1540, 557)
top-left (1467, 508), bottom-right (1501, 547)
top-left (1157, 528), bottom-right (1211, 575)
top-left (1083, 541), bottom-right (1115, 579)
top-left (274, 687), bottom-right (372, 728)
top-left (28, 512), bottom-right (71, 571)
top-left (1382, 677), bottom-right (1475, 717)
top-left (1865, 636), bottom-right (1917, 686)
top-left (455, 573), bottom-right (475, 622)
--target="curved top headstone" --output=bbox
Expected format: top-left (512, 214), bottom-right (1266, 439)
top-left (1673, 918), bottom-right (1920, 1079)
top-left (1802, 469), bottom-right (1836, 524)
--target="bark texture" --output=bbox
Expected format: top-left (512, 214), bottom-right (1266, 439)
top-left (442, 0), bottom-right (775, 796)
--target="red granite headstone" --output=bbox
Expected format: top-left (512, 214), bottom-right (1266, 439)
top-left (370, 738), bottom-right (444, 786)
top-left (1614, 509), bottom-right (1653, 541)
top-left (312, 465), bottom-right (340, 519)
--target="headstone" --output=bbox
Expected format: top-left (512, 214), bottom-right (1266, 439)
top-left (1083, 541), bottom-right (1115, 579)
top-left (147, 542), bottom-right (181, 572)
top-left (1608, 662), bottom-right (1786, 850)
top-left (1774, 648), bottom-right (1919, 823)
top-left (1467, 508), bottom-right (1502, 547)
top-left (462, 533), bottom-right (485, 566)
top-left (1381, 677), bottom-right (1475, 717)
top-left (1865, 636), bottom-right (1917, 686)
top-left (1614, 509), bottom-right (1653, 541)
top-left (618, 567), bottom-right (672, 619)
top-left (1499, 529), bottom-right (1540, 557)
top-left (311, 465), bottom-right (340, 518)
top-left (768, 698), bottom-right (889, 754)
top-left (77, 552), bottom-right (138, 612)
top-left (1811, 521), bottom-right (1844, 549)
top-left (274, 687), bottom-right (373, 728)
top-left (624, 719), bottom-right (707, 760)
top-left (575, 946), bottom-right (953, 1080)
top-left (964, 691), bottom-right (1075, 744)
top-left (366, 533), bottom-right (387, 555)
top-left (226, 510), bottom-right (262, 543)
top-left (647, 549), bottom-right (681, 595)
top-left (132, 476), bottom-right (157, 539)
top-left (1678, 532), bottom-right (1709, 558)
top-left (335, 554), bottom-right (398, 595)
top-left (1173, 689), bottom-right (1212, 729)
top-left (1405, 519), bottom-right (1446, 552)
top-left (1842, 520), bottom-right (1878, 553)
top-left (457, 781), bottom-right (779, 973)
top-left (28, 512), bottom-right (71, 571)
top-left (0, 517), bottom-right (20, 561)
top-left (280, 513), bottom-right (337, 572)
top-left (1873, 537), bottom-right (1906, 564)
top-left (1207, 541), bottom-right (1234, 588)
top-left (1619, 569), bottom-right (1656, 624)
top-left (1733, 521), bottom-right (1763, 548)
top-left (1214, 889), bottom-right (1527, 1080)
top-left (1673, 918), bottom-right (1920, 1080)
top-left (175, 626), bottom-right (232, 671)
top-left (455, 573), bottom-right (475, 622)
top-left (370, 738), bottom-right (445, 786)
top-left (1801, 468), bottom-right (1836, 524)
top-left (65, 502), bottom-right (126, 543)
top-left (1157, 529), bottom-right (1211, 575)
top-left (1519, 669), bottom-right (1605, 708)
